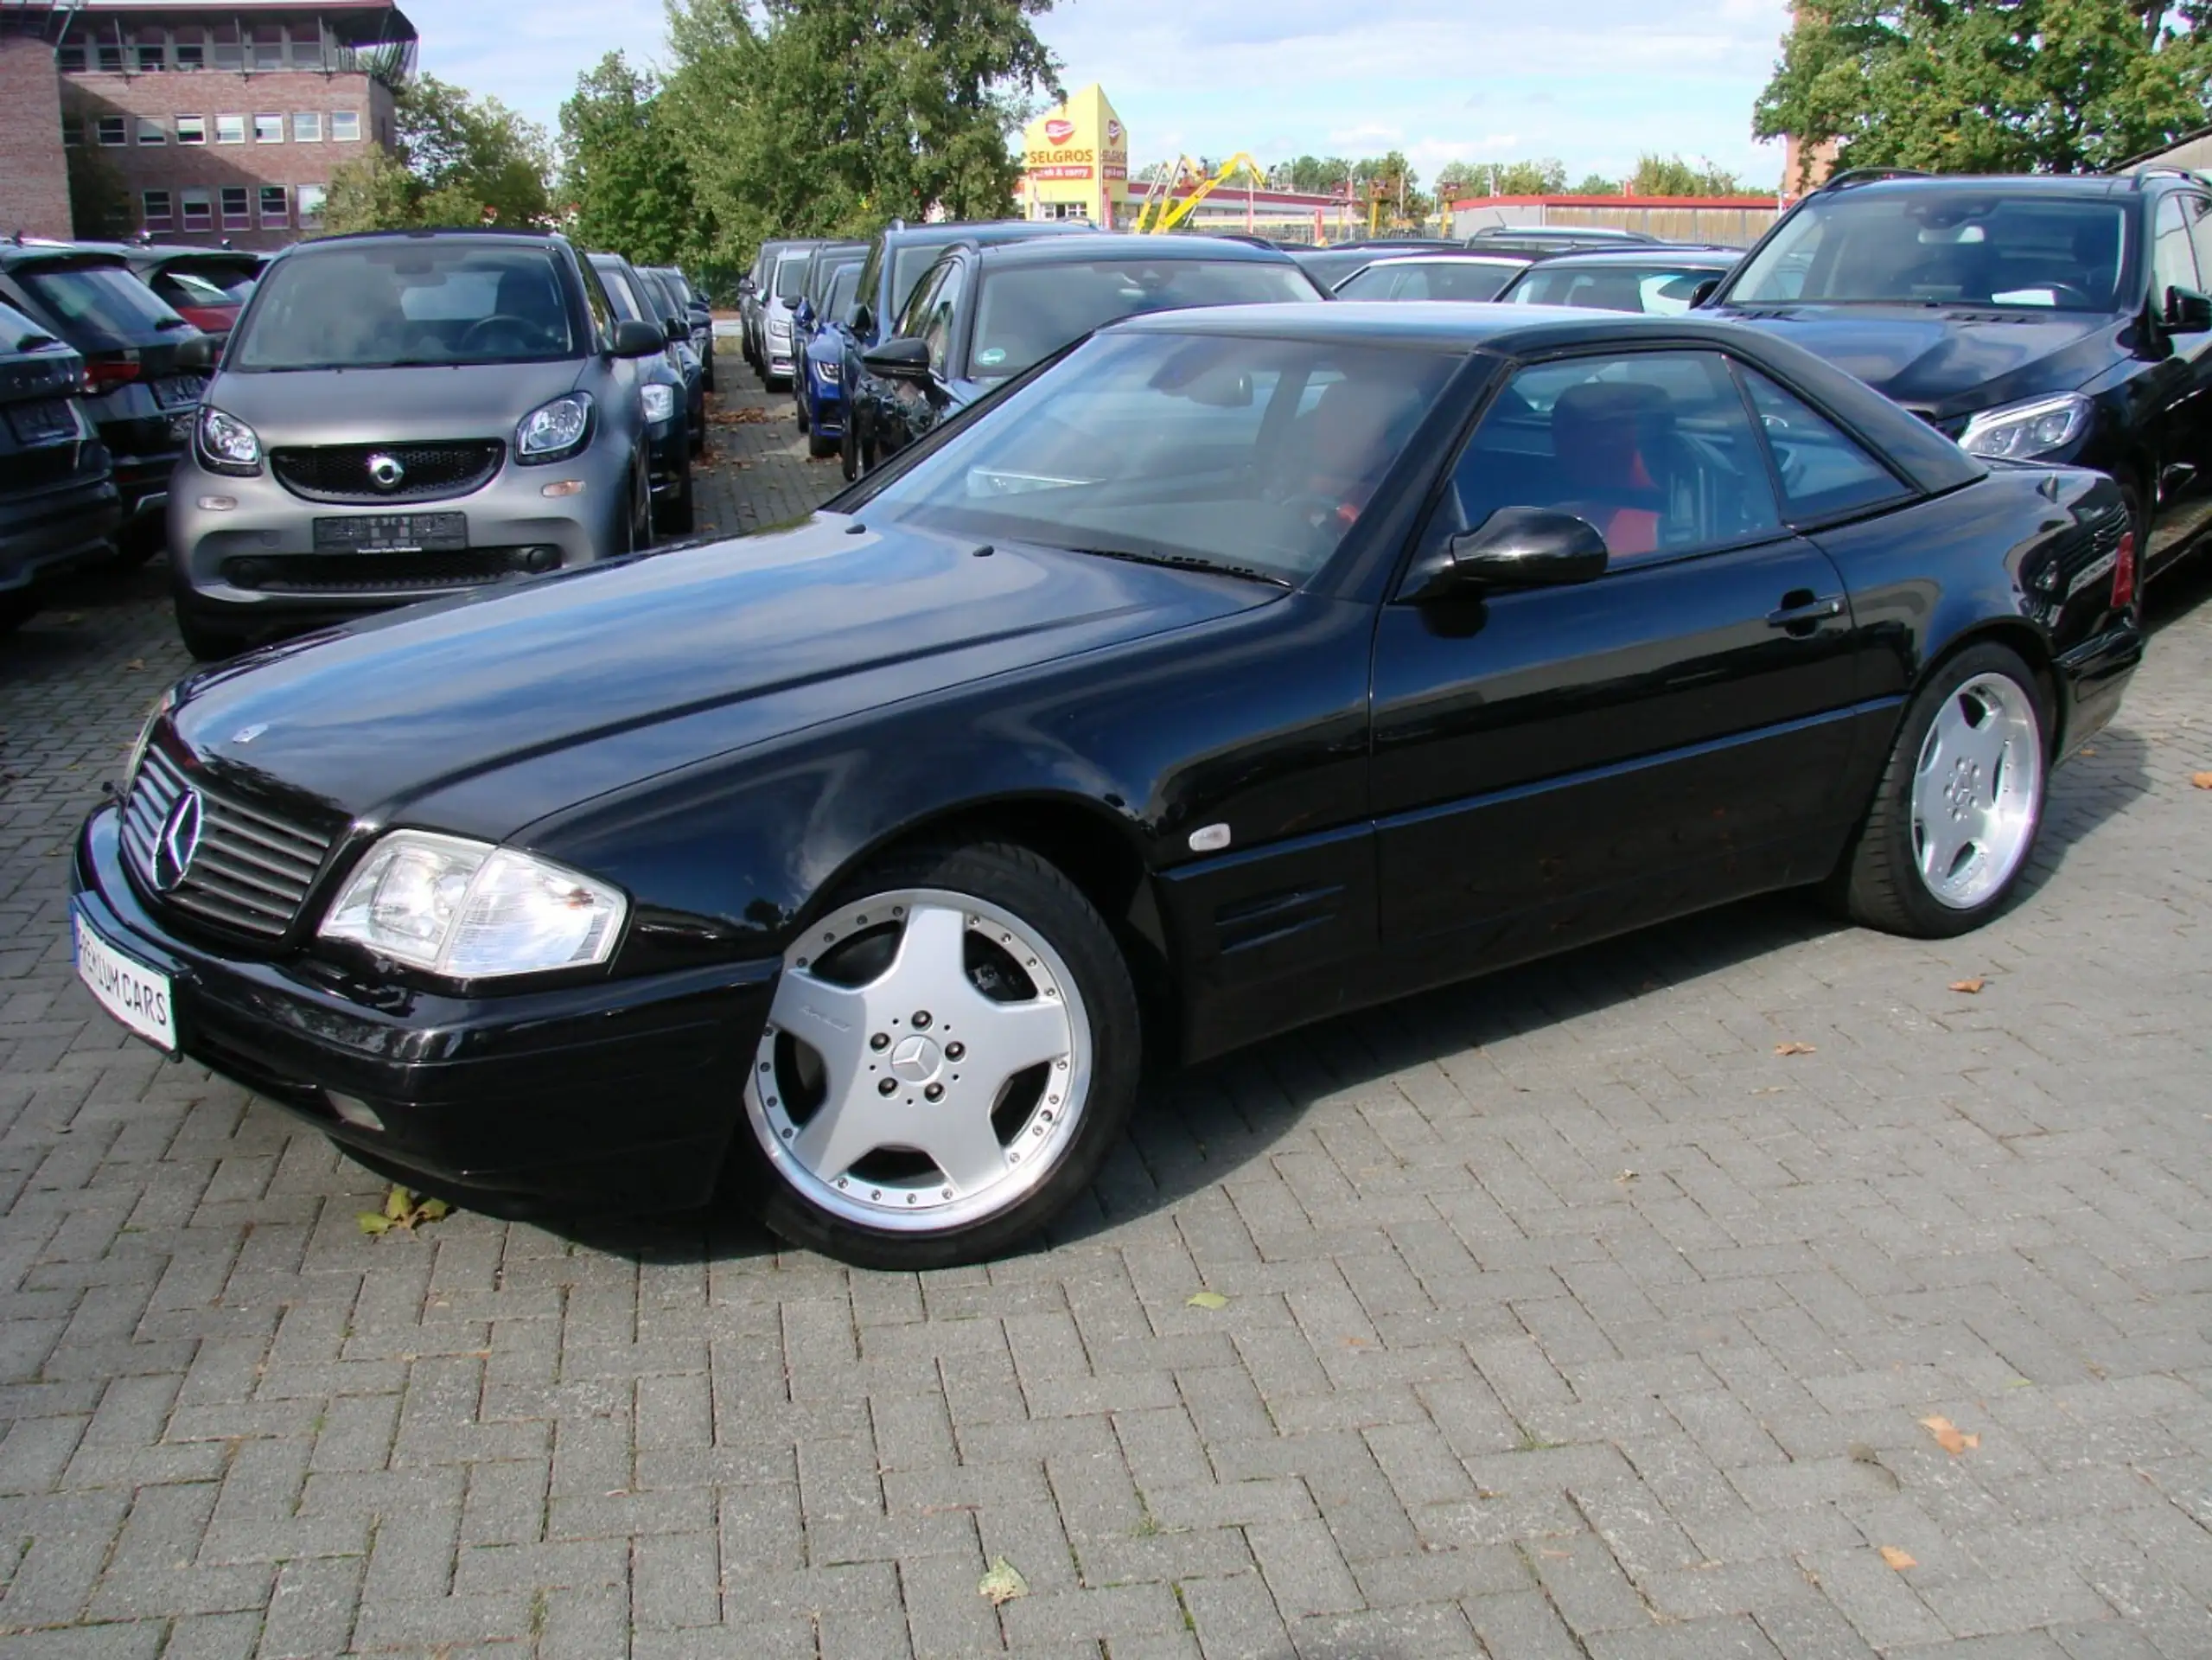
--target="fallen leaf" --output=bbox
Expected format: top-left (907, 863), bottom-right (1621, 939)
top-left (2194, 773), bottom-right (2212, 790)
top-left (355, 1212), bottom-right (392, 1235)
top-left (1879, 1545), bottom-right (1917, 1571)
top-left (359, 1185), bottom-right (455, 1236)
top-left (1187, 1290), bottom-right (1228, 1311)
top-left (2077, 746), bottom-right (2097, 757)
top-left (1919, 1414), bottom-right (1979, 1456)
top-left (384, 1186), bottom-right (413, 1223)
top-left (416, 1198), bottom-right (449, 1223)
top-left (123, 658), bottom-right (145, 672)
top-left (979, 1557), bottom-right (1028, 1606)
top-left (1614, 1170), bottom-right (1639, 1183)
top-left (1774, 1041), bottom-right (1818, 1057)
top-left (1948, 978), bottom-right (1986, 995)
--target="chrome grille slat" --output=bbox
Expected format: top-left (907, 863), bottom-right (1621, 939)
top-left (122, 737), bottom-right (340, 941)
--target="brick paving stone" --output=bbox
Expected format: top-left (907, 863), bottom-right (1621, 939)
top-left (5, 354), bottom-right (2212, 1653)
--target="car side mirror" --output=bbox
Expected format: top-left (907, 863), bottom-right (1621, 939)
top-left (1418, 508), bottom-right (1609, 599)
top-left (738, 277), bottom-right (756, 297)
top-left (794, 299), bottom-right (814, 327)
top-left (1689, 278), bottom-right (1720, 308)
top-left (174, 332), bottom-right (215, 372)
top-left (609, 318), bottom-right (666, 358)
top-left (850, 301), bottom-right (874, 338)
top-left (2167, 285), bottom-right (2212, 333)
top-left (862, 335), bottom-right (933, 382)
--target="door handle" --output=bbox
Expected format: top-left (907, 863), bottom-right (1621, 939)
top-left (1767, 593), bottom-right (1845, 633)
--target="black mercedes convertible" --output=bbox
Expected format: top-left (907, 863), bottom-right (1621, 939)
top-left (71, 304), bottom-right (2143, 1267)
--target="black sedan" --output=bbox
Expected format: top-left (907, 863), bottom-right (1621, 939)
top-left (1331, 250), bottom-right (1539, 301)
top-left (68, 305), bottom-right (2141, 1268)
top-left (1496, 246), bottom-right (1742, 313)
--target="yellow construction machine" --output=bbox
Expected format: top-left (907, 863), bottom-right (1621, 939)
top-left (1133, 153), bottom-right (1267, 233)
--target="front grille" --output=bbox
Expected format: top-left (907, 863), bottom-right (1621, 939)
top-left (222, 549), bottom-right (541, 593)
top-left (271, 441), bottom-right (504, 504)
top-left (121, 745), bottom-right (339, 939)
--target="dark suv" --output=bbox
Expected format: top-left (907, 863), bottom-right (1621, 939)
top-left (0, 243), bottom-right (207, 552)
top-left (0, 298), bottom-right (119, 630)
top-left (1705, 169), bottom-right (2212, 577)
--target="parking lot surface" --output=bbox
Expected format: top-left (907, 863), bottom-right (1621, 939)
top-left (3, 367), bottom-right (2212, 1658)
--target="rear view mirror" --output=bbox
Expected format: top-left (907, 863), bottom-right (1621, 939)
top-left (609, 319), bottom-right (666, 358)
top-left (862, 336), bottom-right (933, 381)
top-left (1690, 278), bottom-right (1720, 308)
top-left (1419, 508), bottom-right (1608, 599)
top-left (2168, 285), bottom-right (2212, 333)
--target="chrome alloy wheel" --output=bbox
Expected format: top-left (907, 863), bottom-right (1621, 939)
top-left (744, 889), bottom-right (1093, 1231)
top-left (1909, 671), bottom-right (2043, 910)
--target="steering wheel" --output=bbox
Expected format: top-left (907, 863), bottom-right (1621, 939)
top-left (459, 314), bottom-right (539, 352)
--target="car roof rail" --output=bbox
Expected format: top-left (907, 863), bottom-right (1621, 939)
top-left (2124, 165), bottom-right (2209, 188)
top-left (1815, 167), bottom-right (1933, 193)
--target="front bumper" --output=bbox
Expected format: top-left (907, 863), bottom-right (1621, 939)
top-left (807, 377), bottom-right (846, 435)
top-left (72, 804), bottom-right (776, 1215)
top-left (0, 474), bottom-right (122, 593)
top-left (647, 418), bottom-right (686, 496)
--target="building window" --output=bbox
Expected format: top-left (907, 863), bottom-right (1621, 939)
top-left (296, 184), bottom-right (327, 230)
top-left (329, 110), bottom-right (361, 143)
top-left (174, 34), bottom-right (205, 71)
top-left (290, 33), bottom-right (327, 69)
top-left (220, 186), bottom-right (250, 231)
top-left (253, 112), bottom-right (284, 144)
top-left (181, 188), bottom-right (213, 233)
top-left (291, 112), bottom-right (322, 143)
top-left (251, 29), bottom-right (284, 72)
top-left (214, 114), bottom-right (245, 144)
top-left (96, 42), bottom-right (124, 73)
top-left (212, 39), bottom-right (245, 71)
top-left (143, 189), bottom-right (174, 233)
top-left (55, 43), bottom-right (86, 72)
top-left (61, 115), bottom-right (83, 148)
top-left (135, 42), bottom-right (166, 72)
top-left (96, 116), bottom-right (127, 146)
top-left (258, 186), bottom-right (289, 227)
top-left (137, 118), bottom-right (165, 145)
top-left (175, 115), bottom-right (206, 145)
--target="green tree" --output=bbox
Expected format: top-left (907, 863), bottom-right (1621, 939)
top-left (318, 76), bottom-right (553, 233)
top-left (1627, 153), bottom-right (1750, 195)
top-left (1571, 171), bottom-right (1620, 195)
top-left (1268, 155), bottom-right (1355, 195)
top-left (558, 52), bottom-right (705, 265)
top-left (322, 147), bottom-right (419, 233)
top-left (1756, 0), bottom-right (2212, 184)
top-left (66, 145), bottom-right (135, 239)
top-left (1442, 158), bottom-right (1569, 197)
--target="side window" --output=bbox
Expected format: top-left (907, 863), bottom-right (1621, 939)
top-left (896, 261), bottom-right (948, 341)
top-left (1738, 368), bottom-right (1910, 522)
top-left (1427, 350), bottom-right (1783, 567)
top-left (576, 254), bottom-right (613, 345)
top-left (919, 264), bottom-right (966, 375)
top-left (2153, 195), bottom-right (2199, 304)
top-left (2185, 197), bottom-right (2212, 299)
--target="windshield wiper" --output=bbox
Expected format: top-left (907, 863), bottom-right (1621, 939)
top-left (1062, 545), bottom-right (1290, 587)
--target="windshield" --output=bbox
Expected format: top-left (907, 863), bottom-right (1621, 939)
top-left (233, 245), bottom-right (578, 370)
top-left (1297, 250), bottom-right (1379, 290)
top-left (806, 247), bottom-right (864, 310)
top-left (656, 269), bottom-right (695, 306)
top-left (156, 270), bottom-right (243, 311)
top-left (20, 262), bottom-right (184, 349)
top-left (890, 240), bottom-right (960, 320)
top-left (857, 329), bottom-right (1456, 584)
top-left (1731, 189), bottom-right (2130, 310)
top-left (1507, 261), bottom-right (1725, 314)
top-left (969, 259), bottom-right (1321, 379)
top-left (774, 252), bottom-right (808, 301)
top-left (0, 299), bottom-right (57, 353)
top-left (1335, 259), bottom-right (1524, 301)
top-left (826, 262), bottom-right (861, 320)
top-left (596, 263), bottom-right (646, 322)
top-left (634, 270), bottom-right (679, 324)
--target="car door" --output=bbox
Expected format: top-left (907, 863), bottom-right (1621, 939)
top-left (1370, 347), bottom-right (1865, 980)
top-left (2153, 190), bottom-right (2212, 561)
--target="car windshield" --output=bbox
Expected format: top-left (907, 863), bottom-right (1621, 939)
top-left (19, 262), bottom-right (184, 349)
top-left (1296, 250), bottom-right (1382, 290)
top-left (826, 262), bottom-right (861, 320)
top-left (657, 270), bottom-right (695, 306)
top-left (0, 299), bottom-right (56, 352)
top-left (1335, 259), bottom-right (1524, 301)
top-left (806, 248), bottom-right (862, 310)
top-left (1507, 261), bottom-right (1726, 314)
top-left (231, 244), bottom-right (578, 370)
top-left (858, 329), bottom-right (1456, 584)
top-left (596, 263), bottom-right (645, 322)
top-left (634, 271), bottom-right (679, 324)
top-left (156, 269), bottom-right (242, 310)
top-left (969, 259), bottom-right (1321, 379)
top-left (1730, 189), bottom-right (2130, 310)
top-left (774, 252), bottom-right (808, 300)
top-left (890, 240), bottom-right (959, 319)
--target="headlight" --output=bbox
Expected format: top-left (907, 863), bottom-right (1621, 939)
top-left (1959, 393), bottom-right (2092, 460)
top-left (641, 382), bottom-right (676, 424)
top-left (320, 830), bottom-right (627, 979)
top-left (768, 319), bottom-right (792, 342)
top-left (816, 358), bottom-right (841, 384)
top-left (515, 393), bottom-right (594, 464)
top-left (196, 405), bottom-right (260, 475)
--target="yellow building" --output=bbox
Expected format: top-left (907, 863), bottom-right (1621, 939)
top-left (1018, 84), bottom-right (1127, 224)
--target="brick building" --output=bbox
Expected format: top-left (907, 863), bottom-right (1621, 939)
top-left (0, 17), bottom-right (73, 239)
top-left (1, 0), bottom-right (415, 251)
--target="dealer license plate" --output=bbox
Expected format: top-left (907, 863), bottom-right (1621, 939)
top-left (72, 908), bottom-right (176, 1053)
top-left (313, 513), bottom-right (468, 553)
top-left (5, 399), bottom-right (73, 444)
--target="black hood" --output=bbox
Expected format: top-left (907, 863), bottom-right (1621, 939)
top-left (1714, 304), bottom-right (2127, 424)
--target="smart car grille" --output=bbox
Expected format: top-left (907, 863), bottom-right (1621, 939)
top-left (121, 744), bottom-right (339, 939)
top-left (270, 441), bottom-right (504, 504)
top-left (222, 550), bottom-right (535, 593)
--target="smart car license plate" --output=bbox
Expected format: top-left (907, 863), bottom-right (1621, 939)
top-left (72, 908), bottom-right (176, 1054)
top-left (5, 399), bottom-right (73, 444)
top-left (313, 513), bottom-right (468, 553)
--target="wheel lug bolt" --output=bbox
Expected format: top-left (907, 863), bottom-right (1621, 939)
top-left (870, 1032), bottom-right (889, 1050)
top-left (877, 1078), bottom-right (897, 1096)
top-left (946, 1042), bottom-right (966, 1061)
top-left (924, 1083), bottom-right (944, 1101)
top-left (912, 1011), bottom-right (932, 1030)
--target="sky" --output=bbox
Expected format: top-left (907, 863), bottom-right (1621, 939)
top-left (420, 0), bottom-right (1794, 194)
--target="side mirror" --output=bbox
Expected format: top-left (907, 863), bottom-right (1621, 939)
top-left (850, 301), bottom-right (874, 339)
top-left (1418, 508), bottom-right (1608, 599)
top-left (862, 335), bottom-right (933, 382)
top-left (738, 277), bottom-right (756, 297)
top-left (794, 299), bottom-right (815, 327)
top-left (1689, 278), bottom-right (1720, 308)
top-left (609, 318), bottom-right (666, 358)
top-left (2167, 285), bottom-right (2212, 333)
top-left (174, 332), bottom-right (215, 372)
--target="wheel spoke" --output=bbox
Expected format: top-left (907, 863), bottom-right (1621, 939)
top-left (915, 1101), bottom-right (1010, 1195)
top-left (965, 996), bottom-right (1072, 1082)
top-left (1918, 814), bottom-right (1969, 886)
top-left (768, 971), bottom-right (871, 1084)
top-left (791, 1089), bottom-right (897, 1185)
top-left (887, 903), bottom-right (971, 998)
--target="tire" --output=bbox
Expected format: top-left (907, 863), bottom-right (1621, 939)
top-left (1832, 642), bottom-right (2049, 938)
top-left (654, 462), bottom-right (695, 536)
top-left (703, 358), bottom-right (716, 394)
top-left (840, 425), bottom-right (859, 482)
top-left (735, 840), bottom-right (1142, 1269)
top-left (628, 460), bottom-right (654, 554)
top-left (176, 607), bottom-right (245, 661)
top-left (808, 428), bottom-right (837, 460)
top-left (795, 389), bottom-right (810, 433)
top-left (114, 515), bottom-right (164, 567)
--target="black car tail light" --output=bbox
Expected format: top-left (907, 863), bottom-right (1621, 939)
top-left (81, 353), bottom-right (142, 395)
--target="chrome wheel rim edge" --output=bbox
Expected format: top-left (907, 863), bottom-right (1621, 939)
top-left (1909, 670), bottom-right (2043, 910)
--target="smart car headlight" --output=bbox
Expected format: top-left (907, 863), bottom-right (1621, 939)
top-left (1959, 392), bottom-right (2091, 461)
top-left (515, 392), bottom-right (594, 463)
top-left (320, 830), bottom-right (626, 979)
top-left (641, 382), bottom-right (677, 424)
top-left (196, 405), bottom-right (261, 475)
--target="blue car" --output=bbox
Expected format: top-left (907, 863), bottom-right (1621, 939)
top-left (798, 259), bottom-right (864, 462)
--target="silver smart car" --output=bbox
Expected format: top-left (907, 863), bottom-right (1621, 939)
top-left (168, 229), bottom-right (666, 660)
